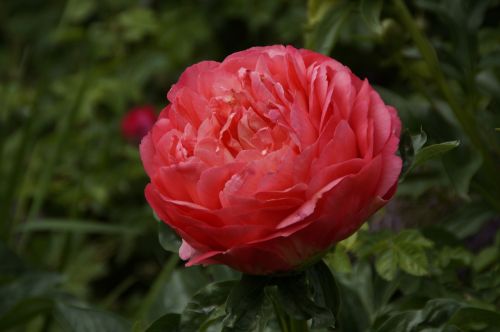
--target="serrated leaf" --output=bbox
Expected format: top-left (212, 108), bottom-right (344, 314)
top-left (55, 302), bottom-right (131, 332)
top-left (158, 221), bottom-right (181, 253)
top-left (396, 242), bottom-right (430, 276)
top-left (375, 250), bottom-right (398, 281)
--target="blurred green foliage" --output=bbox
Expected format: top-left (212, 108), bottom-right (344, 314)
top-left (0, 0), bottom-right (499, 331)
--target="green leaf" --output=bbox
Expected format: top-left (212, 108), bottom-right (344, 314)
top-left (305, 1), bottom-right (353, 54)
top-left (473, 247), bottom-right (498, 272)
top-left (438, 246), bottom-right (473, 268)
top-left (307, 261), bottom-right (340, 329)
top-left (396, 241), bottom-right (430, 277)
top-left (333, 262), bottom-right (373, 332)
top-left (411, 129), bottom-right (428, 153)
top-left (442, 201), bottom-right (495, 239)
top-left (361, 230), bottom-right (433, 280)
top-left (372, 298), bottom-right (464, 331)
top-left (360, 0), bottom-right (384, 34)
top-left (395, 230), bottom-right (434, 248)
top-left (448, 307), bottom-right (500, 330)
top-left (375, 250), bottom-right (398, 281)
top-left (146, 313), bottom-right (180, 332)
top-left (324, 246), bottom-right (352, 273)
top-left (55, 302), bottom-right (131, 332)
top-left (158, 221), bottom-right (182, 253)
top-left (412, 141), bottom-right (460, 170)
top-left (0, 297), bottom-right (53, 331)
top-left (395, 230), bottom-right (432, 277)
top-left (223, 275), bottom-right (268, 332)
top-left (180, 281), bottom-right (235, 332)
top-left (275, 264), bottom-right (337, 329)
top-left (0, 273), bottom-right (61, 316)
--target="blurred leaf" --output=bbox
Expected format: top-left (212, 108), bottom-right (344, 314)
top-left (441, 136), bottom-right (484, 199)
top-left (438, 246), bottom-right (473, 268)
top-left (373, 298), bottom-right (464, 332)
top-left (397, 242), bottom-right (430, 277)
top-left (0, 241), bottom-right (25, 279)
top-left (116, 8), bottom-right (158, 43)
top-left (442, 201), bottom-right (496, 239)
top-left (375, 249), bottom-right (398, 281)
top-left (334, 262), bottom-right (373, 332)
top-left (55, 302), bottom-right (131, 332)
top-left (63, 0), bottom-right (96, 24)
top-left (473, 247), bottom-right (498, 272)
top-left (17, 218), bottom-right (143, 235)
top-left (0, 297), bottom-right (53, 330)
top-left (305, 0), bottom-right (353, 54)
top-left (145, 313), bottom-right (180, 332)
top-left (0, 273), bottom-right (61, 316)
top-left (324, 246), bottom-right (352, 273)
top-left (448, 307), bottom-right (500, 331)
top-left (137, 255), bottom-right (179, 324)
top-left (360, 0), bottom-right (383, 34)
top-left (359, 230), bottom-right (433, 281)
top-left (158, 221), bottom-right (182, 253)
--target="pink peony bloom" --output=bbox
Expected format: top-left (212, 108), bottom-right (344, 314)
top-left (122, 105), bottom-right (157, 142)
top-left (141, 45), bottom-right (402, 275)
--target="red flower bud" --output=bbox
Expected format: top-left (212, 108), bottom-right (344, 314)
top-left (121, 105), bottom-right (157, 142)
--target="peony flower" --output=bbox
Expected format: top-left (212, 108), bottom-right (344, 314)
top-left (122, 105), bottom-right (157, 142)
top-left (141, 45), bottom-right (402, 275)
